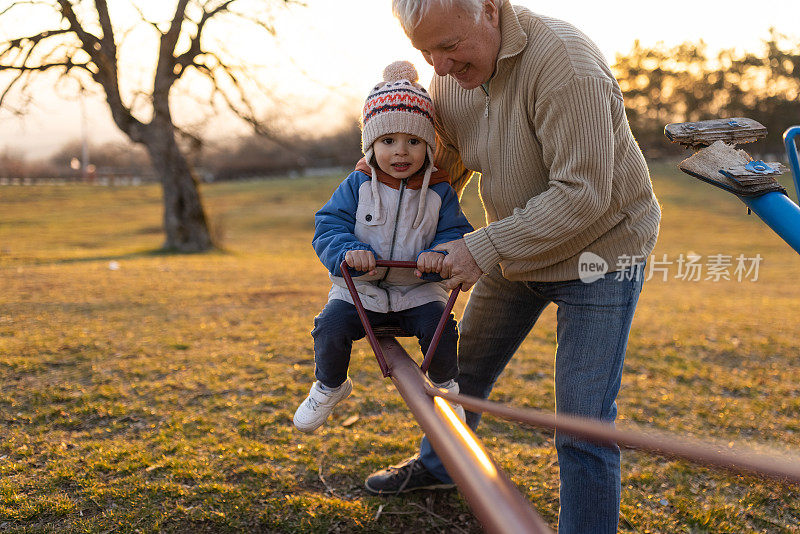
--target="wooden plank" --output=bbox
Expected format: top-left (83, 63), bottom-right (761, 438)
top-left (372, 325), bottom-right (412, 337)
top-left (664, 118), bottom-right (767, 147)
top-left (677, 140), bottom-right (786, 196)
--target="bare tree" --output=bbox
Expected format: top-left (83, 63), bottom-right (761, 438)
top-left (0, 0), bottom-right (299, 251)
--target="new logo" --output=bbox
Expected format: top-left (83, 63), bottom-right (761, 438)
top-left (578, 252), bottom-right (608, 283)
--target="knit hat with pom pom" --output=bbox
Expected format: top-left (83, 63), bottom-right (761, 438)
top-left (361, 60), bottom-right (436, 153)
top-left (360, 61), bottom-right (438, 228)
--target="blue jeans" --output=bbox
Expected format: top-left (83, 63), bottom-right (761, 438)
top-left (312, 299), bottom-right (459, 388)
top-left (418, 264), bottom-right (645, 534)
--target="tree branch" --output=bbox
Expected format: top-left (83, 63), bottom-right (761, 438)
top-left (0, 69), bottom-right (31, 109)
top-left (226, 9), bottom-right (276, 36)
top-left (160, 0), bottom-right (191, 60)
top-left (197, 0), bottom-right (237, 37)
top-left (192, 55), bottom-right (299, 152)
top-left (2, 0), bottom-right (308, 150)
top-left (152, 0), bottom-right (190, 114)
top-left (93, 0), bottom-right (117, 58)
top-left (51, 1), bottom-right (145, 142)
top-left (0, 1), bottom-right (50, 18)
top-left (0, 24), bottom-right (88, 109)
top-left (56, 1), bottom-right (102, 56)
top-left (174, 0), bottom-right (236, 75)
top-left (126, 0), bottom-right (160, 33)
top-left (0, 60), bottom-right (91, 74)
top-left (0, 29), bottom-right (71, 65)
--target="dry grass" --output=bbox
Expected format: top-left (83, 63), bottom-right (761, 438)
top-left (0, 164), bottom-right (798, 533)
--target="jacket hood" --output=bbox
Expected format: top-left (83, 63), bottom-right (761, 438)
top-left (354, 157), bottom-right (451, 190)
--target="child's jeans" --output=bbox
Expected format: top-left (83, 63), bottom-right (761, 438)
top-left (311, 298), bottom-right (458, 388)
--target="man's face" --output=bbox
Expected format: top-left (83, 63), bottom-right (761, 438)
top-left (406, 1), bottom-right (502, 90)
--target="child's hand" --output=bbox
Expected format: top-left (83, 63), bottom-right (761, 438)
top-left (345, 250), bottom-right (377, 275)
top-left (416, 251), bottom-right (445, 278)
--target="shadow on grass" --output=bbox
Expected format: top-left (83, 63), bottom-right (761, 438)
top-left (45, 246), bottom-right (234, 266)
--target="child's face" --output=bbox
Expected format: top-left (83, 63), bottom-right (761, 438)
top-left (373, 133), bottom-right (427, 180)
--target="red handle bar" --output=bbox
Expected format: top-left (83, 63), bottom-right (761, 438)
top-left (339, 259), bottom-right (460, 378)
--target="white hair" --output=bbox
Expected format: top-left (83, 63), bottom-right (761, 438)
top-left (392, 0), bottom-right (503, 31)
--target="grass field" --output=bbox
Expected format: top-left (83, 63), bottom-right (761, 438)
top-left (1, 162), bottom-right (799, 533)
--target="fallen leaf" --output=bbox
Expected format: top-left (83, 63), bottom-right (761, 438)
top-left (341, 415), bottom-right (359, 427)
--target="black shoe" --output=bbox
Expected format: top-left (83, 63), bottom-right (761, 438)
top-left (364, 456), bottom-right (455, 495)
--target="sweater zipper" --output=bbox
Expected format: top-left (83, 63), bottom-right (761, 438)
top-left (481, 83), bottom-right (489, 118)
top-left (480, 82), bottom-right (497, 222)
top-left (378, 179), bottom-right (407, 311)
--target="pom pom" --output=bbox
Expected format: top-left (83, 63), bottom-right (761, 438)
top-left (382, 60), bottom-right (418, 83)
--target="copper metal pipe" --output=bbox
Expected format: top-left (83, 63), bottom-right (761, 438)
top-left (339, 259), bottom-right (460, 377)
top-left (431, 388), bottom-right (800, 485)
top-left (380, 335), bottom-right (553, 534)
top-left (340, 259), bottom-right (390, 376)
top-left (373, 260), bottom-right (419, 268)
top-left (419, 287), bottom-right (460, 374)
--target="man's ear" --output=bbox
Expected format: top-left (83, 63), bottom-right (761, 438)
top-left (484, 0), bottom-right (500, 27)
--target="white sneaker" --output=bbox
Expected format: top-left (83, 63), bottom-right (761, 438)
top-left (432, 378), bottom-right (465, 422)
top-left (293, 378), bottom-right (353, 433)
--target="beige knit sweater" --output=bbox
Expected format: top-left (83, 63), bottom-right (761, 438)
top-left (431, 2), bottom-right (661, 282)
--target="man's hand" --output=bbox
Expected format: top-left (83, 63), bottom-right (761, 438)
top-left (433, 238), bottom-right (483, 290)
top-left (416, 251), bottom-right (445, 276)
top-left (345, 249), bottom-right (377, 275)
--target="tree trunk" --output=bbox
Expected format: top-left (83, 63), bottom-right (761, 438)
top-left (145, 122), bottom-right (213, 252)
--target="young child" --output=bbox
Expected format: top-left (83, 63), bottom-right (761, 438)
top-left (293, 60), bottom-right (473, 433)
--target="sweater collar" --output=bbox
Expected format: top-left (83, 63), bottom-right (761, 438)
top-left (493, 2), bottom-right (528, 74)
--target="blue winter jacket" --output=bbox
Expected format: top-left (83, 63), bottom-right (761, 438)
top-left (313, 170), bottom-right (473, 313)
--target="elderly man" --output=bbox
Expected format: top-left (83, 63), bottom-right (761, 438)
top-left (364, 0), bottom-right (660, 532)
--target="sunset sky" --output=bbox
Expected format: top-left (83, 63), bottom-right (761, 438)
top-left (1, 0), bottom-right (798, 159)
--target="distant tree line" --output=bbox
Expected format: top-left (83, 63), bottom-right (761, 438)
top-left (0, 120), bottom-right (362, 181)
top-left (202, 120), bottom-right (363, 181)
top-left (3, 30), bottom-right (798, 182)
top-left (615, 29), bottom-right (800, 157)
